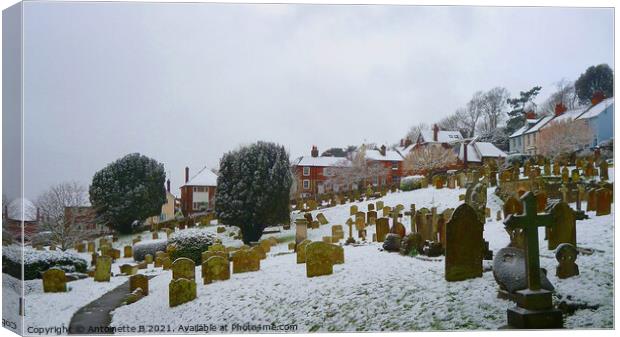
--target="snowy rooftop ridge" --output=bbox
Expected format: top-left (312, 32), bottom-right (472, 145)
top-left (364, 149), bottom-right (404, 161)
top-left (294, 156), bottom-right (351, 167)
top-left (577, 97), bottom-right (614, 120)
top-left (182, 166), bottom-right (218, 187)
top-left (419, 130), bottom-right (463, 143)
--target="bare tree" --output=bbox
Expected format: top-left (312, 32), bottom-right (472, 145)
top-left (464, 91), bottom-right (485, 137)
top-left (403, 144), bottom-right (458, 177)
top-left (437, 109), bottom-right (468, 136)
top-left (35, 181), bottom-right (94, 250)
top-left (536, 119), bottom-right (594, 159)
top-left (540, 79), bottom-right (580, 114)
top-left (324, 147), bottom-right (389, 191)
top-left (405, 123), bottom-right (429, 143)
top-left (478, 87), bottom-right (509, 133)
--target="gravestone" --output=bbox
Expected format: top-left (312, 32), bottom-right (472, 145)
top-left (316, 213), bottom-right (329, 225)
top-left (535, 191), bottom-right (547, 212)
top-left (42, 268), bottom-right (66, 293)
top-left (493, 247), bottom-right (554, 294)
top-left (87, 242), bottom-right (95, 253)
top-left (94, 256), bottom-right (112, 282)
top-left (390, 221), bottom-right (406, 238)
top-left (599, 160), bottom-right (609, 180)
top-left (445, 203), bottom-right (483, 281)
top-left (376, 218), bottom-right (390, 242)
top-left (296, 239), bottom-right (312, 264)
top-left (552, 162), bottom-right (560, 176)
top-left (161, 257), bottom-right (172, 270)
top-left (129, 274), bottom-right (149, 296)
top-left (232, 249), bottom-right (260, 273)
top-left (169, 278), bottom-right (196, 307)
top-left (586, 188), bottom-right (597, 212)
top-left (547, 202), bottom-right (576, 250)
top-left (120, 264), bottom-right (138, 275)
top-left (306, 241), bottom-right (334, 277)
top-left (295, 218), bottom-right (308, 244)
top-left (382, 206), bottom-right (391, 217)
top-left (250, 246), bottom-right (266, 260)
top-left (350, 205), bottom-right (358, 216)
top-left (416, 208), bottom-right (432, 241)
top-left (368, 203), bottom-right (375, 211)
top-left (202, 256), bottom-right (230, 284)
top-left (596, 188), bottom-right (611, 216)
top-left (331, 225), bottom-right (344, 240)
top-left (555, 243), bottom-right (579, 279)
top-left (124, 246), bottom-right (132, 258)
top-left (172, 258), bottom-right (196, 280)
top-left (503, 196), bottom-right (525, 249)
top-left (561, 167), bottom-right (569, 184)
top-left (366, 211), bottom-right (377, 224)
top-left (144, 254), bottom-right (153, 264)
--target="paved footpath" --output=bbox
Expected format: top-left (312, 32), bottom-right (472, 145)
top-left (69, 276), bottom-right (154, 335)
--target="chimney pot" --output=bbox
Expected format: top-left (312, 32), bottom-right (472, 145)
top-left (554, 103), bottom-right (567, 116)
top-left (311, 145), bottom-right (319, 158)
top-left (380, 145), bottom-right (386, 156)
top-left (185, 167), bottom-right (189, 183)
top-left (591, 91), bottom-right (605, 106)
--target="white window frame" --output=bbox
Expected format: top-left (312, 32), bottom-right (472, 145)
top-left (303, 166), bottom-right (310, 176)
top-left (303, 179), bottom-right (310, 189)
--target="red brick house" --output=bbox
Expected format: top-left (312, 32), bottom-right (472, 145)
top-left (362, 145), bottom-right (405, 187)
top-left (292, 146), bottom-right (351, 199)
top-left (180, 166), bottom-right (217, 216)
top-left (64, 206), bottom-right (109, 236)
top-left (2, 198), bottom-right (39, 242)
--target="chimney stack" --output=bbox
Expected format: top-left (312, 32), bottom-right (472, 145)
top-left (400, 139), bottom-right (404, 147)
top-left (36, 207), bottom-right (40, 222)
top-left (591, 91), bottom-right (605, 106)
top-left (554, 103), bottom-right (567, 116)
top-left (433, 124), bottom-right (439, 142)
top-left (525, 111), bottom-right (537, 120)
top-left (379, 145), bottom-right (387, 156)
top-left (166, 179), bottom-right (171, 192)
top-left (404, 138), bottom-right (412, 147)
top-left (185, 167), bottom-right (189, 183)
top-left (311, 145), bottom-right (319, 158)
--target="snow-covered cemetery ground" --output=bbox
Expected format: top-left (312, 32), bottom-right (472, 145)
top-left (2, 172), bottom-right (615, 334)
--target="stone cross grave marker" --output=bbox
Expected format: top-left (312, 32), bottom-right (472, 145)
top-left (503, 192), bottom-right (562, 328)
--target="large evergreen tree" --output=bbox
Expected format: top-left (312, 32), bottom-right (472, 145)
top-left (215, 142), bottom-right (292, 244)
top-left (505, 86), bottom-right (542, 134)
top-left (575, 64), bottom-right (614, 105)
top-left (89, 153), bottom-right (166, 234)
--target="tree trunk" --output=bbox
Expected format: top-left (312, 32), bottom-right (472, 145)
top-left (240, 224), bottom-right (265, 244)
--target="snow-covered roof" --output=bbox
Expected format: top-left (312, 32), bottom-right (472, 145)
top-left (524, 115), bottom-right (554, 134)
top-left (182, 167), bottom-right (218, 187)
top-left (509, 119), bottom-right (540, 138)
top-left (419, 130), bottom-right (463, 143)
top-left (6, 198), bottom-right (37, 222)
top-left (294, 156), bottom-right (351, 167)
top-left (458, 142), bottom-right (507, 162)
top-left (549, 107), bottom-right (588, 124)
top-left (364, 149), bottom-right (403, 162)
top-left (577, 97), bottom-right (614, 120)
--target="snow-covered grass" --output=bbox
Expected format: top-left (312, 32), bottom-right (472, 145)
top-left (7, 182), bottom-right (614, 333)
top-left (107, 185), bottom-right (614, 332)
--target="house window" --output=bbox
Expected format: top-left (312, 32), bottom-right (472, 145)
top-left (323, 167), bottom-right (332, 176)
top-left (303, 166), bottom-right (310, 176)
top-left (392, 162), bottom-right (398, 170)
top-left (373, 176), bottom-right (379, 186)
top-left (303, 179), bottom-right (310, 189)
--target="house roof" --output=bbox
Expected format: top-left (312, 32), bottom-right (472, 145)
top-left (458, 141), bottom-right (507, 163)
top-left (293, 156), bottom-right (351, 167)
top-left (419, 130), bottom-right (463, 143)
top-left (181, 167), bottom-right (218, 187)
top-left (549, 107), bottom-right (588, 124)
top-left (509, 119), bottom-right (540, 138)
top-left (364, 149), bottom-right (404, 162)
top-left (524, 115), bottom-right (554, 134)
top-left (577, 97), bottom-right (614, 120)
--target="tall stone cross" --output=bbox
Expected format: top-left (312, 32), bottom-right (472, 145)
top-left (504, 191), bottom-right (554, 291)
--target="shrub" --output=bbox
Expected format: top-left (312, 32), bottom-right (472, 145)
top-left (400, 175), bottom-right (427, 191)
top-left (132, 239), bottom-right (168, 261)
top-left (2, 245), bottom-right (87, 280)
top-left (168, 228), bottom-right (215, 264)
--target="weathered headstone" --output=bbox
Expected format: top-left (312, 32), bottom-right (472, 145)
top-left (306, 241), bottom-right (334, 277)
top-left (129, 274), bottom-right (149, 296)
top-left (376, 218), bottom-right (390, 242)
top-left (42, 268), bottom-right (66, 293)
top-left (172, 258), bottom-right (196, 280)
top-left (555, 243), bottom-right (579, 279)
top-left (232, 249), bottom-right (260, 273)
top-left (316, 213), bottom-right (329, 225)
top-left (445, 203), bottom-right (483, 281)
top-left (547, 202), bottom-right (576, 250)
top-left (169, 278), bottom-right (196, 307)
top-left (596, 187), bottom-right (612, 216)
top-left (296, 239), bottom-right (312, 264)
top-left (94, 256), bottom-right (112, 282)
top-left (202, 256), bottom-right (230, 284)
top-left (350, 205), bottom-right (358, 216)
top-left (124, 245), bottom-right (132, 258)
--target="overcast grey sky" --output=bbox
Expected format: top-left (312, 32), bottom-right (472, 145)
top-left (18, 2), bottom-right (613, 199)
